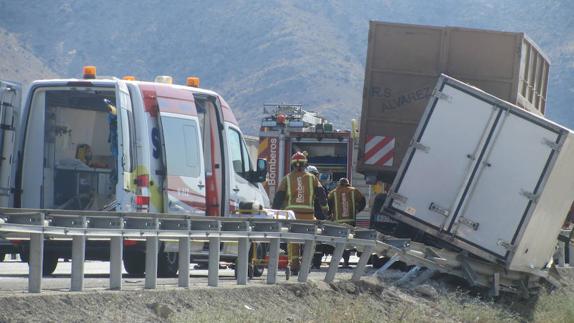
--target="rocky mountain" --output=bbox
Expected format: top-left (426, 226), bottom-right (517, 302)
top-left (0, 27), bottom-right (58, 86)
top-left (0, 0), bottom-right (572, 133)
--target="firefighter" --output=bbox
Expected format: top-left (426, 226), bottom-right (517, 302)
top-left (306, 165), bottom-right (328, 220)
top-left (272, 152), bottom-right (328, 274)
top-left (328, 177), bottom-right (366, 267)
top-left (307, 165), bottom-right (329, 269)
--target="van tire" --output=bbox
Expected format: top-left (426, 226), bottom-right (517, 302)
top-left (158, 251), bottom-right (179, 278)
top-left (123, 252), bottom-right (145, 277)
top-left (42, 253), bottom-right (59, 275)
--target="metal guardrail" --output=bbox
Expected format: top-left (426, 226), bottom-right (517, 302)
top-left (0, 208), bottom-right (380, 293)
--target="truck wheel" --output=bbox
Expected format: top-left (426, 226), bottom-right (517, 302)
top-left (123, 252), bottom-right (145, 277)
top-left (158, 251), bottom-right (179, 277)
top-left (42, 253), bottom-right (59, 275)
top-left (250, 264), bottom-right (264, 278)
top-left (371, 255), bottom-right (387, 269)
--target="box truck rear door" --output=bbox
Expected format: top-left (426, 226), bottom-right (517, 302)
top-left (449, 111), bottom-right (560, 257)
top-left (0, 81), bottom-right (20, 207)
top-left (389, 83), bottom-right (499, 231)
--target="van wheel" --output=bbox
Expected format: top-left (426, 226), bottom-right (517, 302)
top-left (42, 253), bottom-right (58, 275)
top-left (158, 251), bottom-right (179, 277)
top-left (123, 252), bottom-right (145, 277)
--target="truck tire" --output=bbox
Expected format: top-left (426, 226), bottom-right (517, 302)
top-left (123, 252), bottom-right (145, 277)
top-left (158, 251), bottom-right (179, 278)
top-left (371, 255), bottom-right (387, 269)
top-left (42, 253), bottom-right (58, 275)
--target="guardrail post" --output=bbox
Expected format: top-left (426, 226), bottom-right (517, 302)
top-left (352, 245), bottom-right (373, 282)
top-left (325, 242), bottom-right (345, 283)
top-left (70, 216), bottom-right (87, 292)
top-left (321, 224), bottom-right (350, 283)
top-left (352, 230), bottom-right (378, 282)
top-left (236, 238), bottom-right (249, 285)
top-left (298, 239), bottom-right (316, 283)
top-left (145, 236), bottom-right (159, 289)
top-left (110, 236), bottom-right (123, 290)
top-left (267, 238), bottom-right (280, 284)
top-left (29, 232), bottom-right (44, 293)
top-left (178, 236), bottom-right (190, 288)
top-left (71, 235), bottom-right (86, 291)
top-left (208, 236), bottom-right (220, 287)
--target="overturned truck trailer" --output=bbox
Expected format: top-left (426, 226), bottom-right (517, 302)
top-left (378, 74), bottom-right (574, 294)
top-left (357, 21), bottom-right (550, 185)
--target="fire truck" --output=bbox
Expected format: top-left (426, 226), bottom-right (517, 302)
top-left (257, 104), bottom-right (371, 226)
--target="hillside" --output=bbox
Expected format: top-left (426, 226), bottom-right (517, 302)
top-left (0, 1), bottom-right (572, 133)
top-left (0, 27), bottom-right (58, 86)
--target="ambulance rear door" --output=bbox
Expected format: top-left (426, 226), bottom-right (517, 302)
top-left (0, 81), bottom-right (21, 207)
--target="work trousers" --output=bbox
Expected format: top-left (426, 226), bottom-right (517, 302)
top-left (287, 211), bottom-right (315, 270)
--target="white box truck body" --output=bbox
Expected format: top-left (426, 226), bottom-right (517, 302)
top-left (384, 74), bottom-right (574, 272)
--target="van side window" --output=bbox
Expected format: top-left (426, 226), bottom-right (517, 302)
top-left (161, 116), bottom-right (201, 178)
top-left (227, 127), bottom-right (252, 178)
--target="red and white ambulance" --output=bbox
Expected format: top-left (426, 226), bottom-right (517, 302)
top-left (0, 67), bottom-right (269, 275)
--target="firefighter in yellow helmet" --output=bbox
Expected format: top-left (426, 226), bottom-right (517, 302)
top-left (328, 177), bottom-right (366, 267)
top-left (272, 152), bottom-right (328, 274)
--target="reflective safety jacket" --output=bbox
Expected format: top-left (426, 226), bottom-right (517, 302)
top-left (272, 170), bottom-right (327, 214)
top-left (328, 185), bottom-right (366, 224)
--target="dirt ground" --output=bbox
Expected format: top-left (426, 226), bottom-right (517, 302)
top-left (1, 272), bottom-right (573, 323)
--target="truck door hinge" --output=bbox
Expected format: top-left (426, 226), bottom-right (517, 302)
top-left (458, 216), bottom-right (480, 231)
top-left (432, 90), bottom-right (452, 102)
top-left (412, 142), bottom-right (430, 153)
top-left (389, 191), bottom-right (407, 204)
top-left (428, 202), bottom-right (449, 217)
top-left (520, 189), bottom-right (539, 203)
top-left (542, 138), bottom-right (561, 152)
top-left (497, 239), bottom-right (515, 252)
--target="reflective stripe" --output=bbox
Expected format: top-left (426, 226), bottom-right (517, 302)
top-left (335, 219), bottom-right (355, 223)
top-left (333, 191), bottom-right (339, 220)
top-left (351, 190), bottom-right (356, 217)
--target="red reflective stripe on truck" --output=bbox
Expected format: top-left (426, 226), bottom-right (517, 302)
top-left (364, 135), bottom-right (395, 167)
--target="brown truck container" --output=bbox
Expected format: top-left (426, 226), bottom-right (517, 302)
top-left (357, 21), bottom-right (550, 183)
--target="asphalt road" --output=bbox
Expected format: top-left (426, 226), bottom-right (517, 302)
top-left (0, 255), bottom-right (361, 294)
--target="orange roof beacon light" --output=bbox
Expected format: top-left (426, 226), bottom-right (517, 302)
top-left (82, 66), bottom-right (97, 79)
top-left (154, 75), bottom-right (173, 84)
top-left (186, 77), bottom-right (200, 87)
top-left (122, 75), bottom-right (136, 81)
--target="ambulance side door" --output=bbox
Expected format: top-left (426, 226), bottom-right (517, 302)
top-left (159, 112), bottom-right (206, 214)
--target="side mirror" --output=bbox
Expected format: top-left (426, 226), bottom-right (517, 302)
top-left (252, 158), bottom-right (268, 183)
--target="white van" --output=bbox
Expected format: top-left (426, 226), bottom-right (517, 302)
top-left (0, 67), bottom-right (269, 275)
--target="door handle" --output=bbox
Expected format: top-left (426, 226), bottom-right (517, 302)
top-left (233, 186), bottom-right (240, 193)
top-left (198, 182), bottom-right (205, 189)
